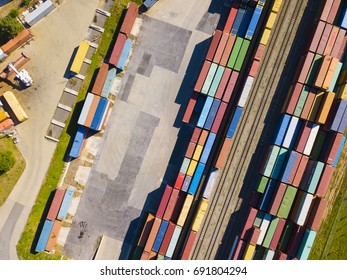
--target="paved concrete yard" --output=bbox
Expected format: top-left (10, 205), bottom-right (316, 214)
top-left (63, 0), bottom-right (222, 260)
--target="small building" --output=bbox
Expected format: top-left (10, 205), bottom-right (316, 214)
top-left (24, 0), bottom-right (55, 27)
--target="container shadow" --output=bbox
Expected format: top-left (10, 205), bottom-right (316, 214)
top-left (63, 47), bottom-right (78, 79)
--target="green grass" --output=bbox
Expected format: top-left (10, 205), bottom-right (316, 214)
top-left (0, 137), bottom-right (26, 206)
top-left (16, 0), bottom-right (142, 260)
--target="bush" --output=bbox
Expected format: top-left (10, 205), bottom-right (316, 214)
top-left (21, 0), bottom-right (31, 7)
top-left (9, 9), bottom-right (19, 19)
top-left (0, 151), bottom-right (16, 173)
top-left (0, 15), bottom-right (24, 45)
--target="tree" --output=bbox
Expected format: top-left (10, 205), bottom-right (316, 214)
top-left (0, 151), bottom-right (16, 173)
top-left (9, 9), bottom-right (19, 19)
top-left (21, 0), bottom-right (31, 7)
top-left (0, 15), bottom-right (24, 45)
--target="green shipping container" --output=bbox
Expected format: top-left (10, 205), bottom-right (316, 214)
top-left (208, 66), bottom-right (225, 97)
top-left (310, 130), bottom-right (327, 160)
top-left (253, 246), bottom-right (266, 260)
top-left (227, 37), bottom-right (243, 69)
top-left (262, 145), bottom-right (281, 177)
top-left (157, 254), bottom-right (164, 260)
top-left (253, 211), bottom-right (265, 227)
top-left (257, 176), bottom-right (269, 193)
top-left (180, 157), bottom-right (191, 174)
top-left (306, 54), bottom-right (322, 86)
top-left (262, 217), bottom-right (279, 248)
top-left (271, 147), bottom-right (288, 180)
top-left (277, 186), bottom-right (297, 219)
top-left (278, 221), bottom-right (295, 252)
top-left (328, 62), bottom-right (343, 91)
top-left (234, 39), bottom-right (250, 71)
top-left (294, 85), bottom-right (309, 117)
top-left (201, 63), bottom-right (218, 94)
top-left (305, 161), bottom-right (324, 194)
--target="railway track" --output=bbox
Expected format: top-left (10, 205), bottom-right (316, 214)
top-left (192, 0), bottom-right (308, 260)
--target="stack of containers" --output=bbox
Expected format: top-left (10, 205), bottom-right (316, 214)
top-left (231, 0), bottom-right (347, 260)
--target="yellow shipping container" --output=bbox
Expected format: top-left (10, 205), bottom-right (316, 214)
top-left (0, 111), bottom-right (9, 122)
top-left (338, 84), bottom-right (347, 99)
top-left (266, 12), bottom-right (277, 30)
top-left (272, 0), bottom-right (283, 13)
top-left (260, 28), bottom-right (271, 46)
top-left (2, 91), bottom-right (28, 122)
top-left (192, 198), bottom-right (209, 232)
top-left (187, 160), bottom-right (198, 177)
top-left (243, 244), bottom-right (256, 260)
top-left (316, 91), bottom-right (335, 124)
top-left (192, 145), bottom-right (203, 161)
top-left (70, 40), bottom-right (89, 74)
top-left (308, 91), bottom-right (324, 122)
top-left (177, 194), bottom-right (194, 227)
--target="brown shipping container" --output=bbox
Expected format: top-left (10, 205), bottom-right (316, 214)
top-left (215, 137), bottom-right (232, 169)
top-left (198, 130), bottom-right (209, 146)
top-left (85, 95), bottom-right (100, 127)
top-left (47, 188), bottom-right (66, 221)
top-left (220, 35), bottom-right (236, 66)
top-left (206, 30), bottom-right (223, 61)
top-left (120, 2), bottom-right (139, 37)
top-left (181, 231), bottom-right (197, 260)
top-left (337, 35), bottom-right (347, 60)
top-left (324, 26), bottom-right (339, 55)
top-left (327, 0), bottom-right (341, 24)
top-left (140, 251), bottom-right (150, 260)
top-left (194, 60), bottom-right (211, 92)
top-left (163, 189), bottom-right (179, 221)
top-left (185, 142), bottom-right (197, 158)
top-left (138, 213), bottom-right (155, 247)
top-left (309, 21), bottom-right (326, 53)
top-left (249, 227), bottom-right (261, 246)
top-left (156, 185), bottom-right (173, 219)
top-left (215, 68), bottom-right (232, 99)
top-left (254, 44), bottom-right (265, 61)
top-left (182, 92), bottom-right (198, 123)
top-left (144, 217), bottom-right (161, 252)
top-left (287, 153), bottom-right (303, 185)
top-left (232, 239), bottom-right (247, 260)
top-left (315, 55), bottom-right (332, 88)
top-left (269, 183), bottom-right (287, 216)
top-left (222, 71), bottom-right (239, 103)
top-left (315, 164), bottom-right (334, 197)
top-left (240, 207), bottom-right (258, 240)
top-left (306, 198), bottom-right (327, 230)
top-left (213, 33), bottom-right (229, 64)
top-left (284, 83), bottom-right (303, 115)
top-left (331, 28), bottom-right (347, 58)
top-left (269, 218), bottom-right (286, 251)
top-left (274, 251), bottom-right (288, 260)
top-left (45, 220), bottom-right (62, 252)
top-left (0, 29), bottom-right (33, 54)
top-left (191, 127), bottom-right (202, 143)
top-left (316, 91), bottom-right (335, 124)
top-left (320, 0), bottom-right (333, 22)
top-left (292, 155), bottom-right (309, 187)
top-left (148, 251), bottom-right (157, 260)
top-left (300, 91), bottom-right (315, 120)
top-left (171, 192), bottom-right (187, 223)
top-left (298, 52), bottom-right (314, 84)
top-left (317, 24), bottom-right (333, 55)
top-left (92, 63), bottom-right (109, 95)
top-left (109, 33), bottom-right (127, 66)
top-left (249, 60), bottom-right (260, 78)
top-left (325, 133), bottom-right (343, 164)
top-left (308, 92), bottom-right (325, 122)
top-left (158, 221), bottom-right (176, 255)
top-left (294, 122), bottom-right (312, 153)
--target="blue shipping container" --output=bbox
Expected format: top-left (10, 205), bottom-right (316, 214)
top-left (271, 147), bottom-right (288, 180)
top-left (197, 96), bottom-right (214, 128)
top-left (238, 7), bottom-right (254, 38)
top-left (181, 175), bottom-right (192, 192)
top-left (340, 4), bottom-right (347, 29)
top-left (274, 114), bottom-right (291, 146)
top-left (144, 0), bottom-right (157, 9)
top-left (245, 4), bottom-right (263, 40)
top-left (57, 188), bottom-right (75, 220)
top-left (194, 95), bottom-right (206, 113)
top-left (200, 133), bottom-right (217, 164)
top-left (281, 151), bottom-right (299, 183)
top-left (330, 100), bottom-right (347, 132)
top-left (90, 98), bottom-right (108, 131)
top-left (35, 219), bottom-right (54, 252)
top-left (226, 107), bottom-right (243, 138)
top-left (259, 179), bottom-right (276, 211)
top-left (333, 136), bottom-right (346, 167)
top-left (188, 163), bottom-right (205, 195)
top-left (231, 7), bottom-right (246, 36)
top-left (204, 99), bottom-right (221, 130)
top-left (117, 38), bottom-right (133, 71)
top-left (297, 229), bottom-right (316, 260)
top-left (101, 68), bottom-right (117, 98)
top-left (338, 107), bottom-right (347, 133)
top-left (152, 220), bottom-right (169, 252)
top-left (69, 125), bottom-right (88, 158)
top-left (289, 119), bottom-right (303, 150)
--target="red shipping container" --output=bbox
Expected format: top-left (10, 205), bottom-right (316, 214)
top-left (47, 188), bottom-right (66, 221)
top-left (249, 191), bottom-right (261, 208)
top-left (211, 101), bottom-right (228, 133)
top-left (215, 68), bottom-right (232, 99)
top-left (120, 2), bottom-right (138, 37)
top-left (232, 239), bottom-right (247, 260)
top-left (158, 221), bottom-right (176, 255)
top-left (224, 2), bottom-right (240, 34)
top-left (269, 183), bottom-right (287, 216)
top-left (300, 91), bottom-right (315, 120)
top-left (337, 35), bottom-right (347, 60)
top-left (320, 0), bottom-right (333, 22)
top-left (287, 153), bottom-right (303, 185)
top-left (45, 220), bottom-right (62, 252)
top-left (306, 198), bottom-right (327, 230)
top-left (182, 92), bottom-right (198, 123)
top-left (174, 173), bottom-right (185, 190)
top-left (294, 122), bottom-right (312, 153)
top-left (198, 130), bottom-right (209, 146)
top-left (324, 133), bottom-right (344, 164)
top-left (171, 191), bottom-right (187, 223)
top-left (315, 164), bottom-right (334, 197)
top-left (317, 24), bottom-right (333, 55)
top-left (298, 52), bottom-right (315, 84)
top-left (109, 33), bottom-right (127, 66)
top-left (194, 60), bottom-right (211, 92)
top-left (327, 0), bottom-right (341, 24)
top-left (180, 230), bottom-right (197, 260)
top-left (191, 127), bottom-right (202, 143)
top-left (185, 141), bottom-right (197, 158)
top-left (163, 189), bottom-right (179, 221)
top-left (144, 217), bottom-right (162, 253)
top-left (324, 26), bottom-right (339, 55)
top-left (292, 155), bottom-right (309, 187)
top-left (222, 70), bottom-right (239, 103)
top-left (249, 227), bottom-right (261, 246)
top-left (309, 21), bottom-right (326, 53)
top-left (140, 251), bottom-right (150, 260)
top-left (249, 60), bottom-right (260, 78)
top-left (331, 28), bottom-right (347, 58)
top-left (254, 44), bottom-right (265, 61)
top-left (274, 251), bottom-right (288, 260)
top-left (213, 32), bottom-right (229, 64)
top-left (286, 225), bottom-right (305, 257)
top-left (92, 63), bottom-right (109, 95)
top-left (283, 83), bottom-right (303, 115)
top-left (220, 35), bottom-right (236, 66)
top-left (215, 137), bottom-right (232, 169)
top-left (240, 207), bottom-right (258, 240)
top-left (206, 30), bottom-right (223, 61)
top-left (138, 214), bottom-right (155, 247)
top-left (156, 185), bottom-right (173, 219)
top-left (269, 218), bottom-right (286, 251)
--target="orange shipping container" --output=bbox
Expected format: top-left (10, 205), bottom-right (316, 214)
top-left (45, 220), bottom-right (62, 252)
top-left (85, 95), bottom-right (100, 127)
top-left (322, 57), bottom-right (339, 89)
top-left (308, 92), bottom-right (325, 122)
top-left (215, 138), bottom-right (232, 169)
top-left (315, 55), bottom-right (332, 88)
top-left (140, 251), bottom-right (150, 260)
top-left (144, 217), bottom-right (161, 253)
top-left (323, 26), bottom-right (339, 56)
top-left (316, 91), bottom-right (335, 124)
top-left (91, 63), bottom-right (109, 95)
top-left (0, 29), bottom-right (33, 54)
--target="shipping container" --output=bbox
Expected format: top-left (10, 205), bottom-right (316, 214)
top-left (240, 207), bottom-right (258, 240)
top-left (341, 4), bottom-right (347, 29)
top-left (163, 189), bottom-right (179, 221)
top-left (315, 164), bottom-right (334, 197)
top-left (215, 68), bottom-right (232, 99)
top-left (211, 102), bottom-right (228, 133)
top-left (306, 55), bottom-right (322, 86)
top-left (292, 191), bottom-right (313, 226)
top-left (116, 38), bottom-right (132, 71)
top-left (286, 225), bottom-right (305, 257)
top-left (271, 147), bottom-right (288, 180)
top-left (156, 185), bottom-right (173, 219)
top-left (194, 60), bottom-right (211, 92)
top-left (191, 127), bottom-right (202, 143)
top-left (281, 151), bottom-right (300, 184)
top-left (257, 213), bottom-right (272, 245)
top-left (306, 197), bottom-right (327, 230)
top-left (224, 2), bottom-right (240, 34)
top-left (152, 220), bottom-right (169, 252)
top-left (171, 192), bottom-right (187, 223)
top-left (338, 107), bottom-right (347, 133)
top-left (253, 211), bottom-right (265, 228)
top-left (192, 145), bottom-right (203, 162)
top-left (148, 251), bottom-right (157, 260)
top-left (300, 91), bottom-right (316, 120)
top-left (140, 251), bottom-right (149, 260)
top-left (326, 0), bottom-right (341, 24)
top-left (259, 179), bottom-right (276, 211)
top-left (324, 26), bottom-right (339, 55)
top-left (91, 98), bottom-right (109, 131)
top-left (144, 217), bottom-right (161, 253)
top-left (269, 218), bottom-right (286, 251)
top-left (57, 188), bottom-right (74, 220)
top-left (278, 221), bottom-right (295, 252)
top-left (249, 226), bottom-right (261, 246)
top-left (283, 83), bottom-right (303, 115)
top-left (109, 33), bottom-right (127, 66)
top-left (180, 231), bottom-right (197, 260)
top-left (2, 91), bottom-right (28, 122)
top-left (69, 125), bottom-right (88, 158)
top-left (332, 136), bottom-right (346, 167)
top-left (215, 137), bottom-right (232, 169)
top-left (200, 133), bottom-right (216, 164)
top-left (186, 160), bottom-right (198, 177)
top-left (308, 91), bottom-right (325, 122)
top-left (158, 221), bottom-right (176, 255)
top-left (0, 119), bottom-right (14, 131)
top-left (231, 7), bottom-right (246, 36)
top-left (297, 229), bottom-right (316, 260)
top-left (298, 52), bottom-right (315, 84)
top-left (292, 155), bottom-right (309, 187)
top-left (277, 186), bottom-right (297, 219)
top-left (220, 36), bottom-right (236, 67)
top-left (274, 114), bottom-right (291, 146)
top-left (185, 142), bottom-right (196, 159)
top-left (261, 145), bottom-right (280, 177)
top-left (309, 21), bottom-right (326, 53)
top-left (180, 157), bottom-right (191, 174)
top-left (322, 57), bottom-right (339, 90)
top-left (204, 98), bottom-right (219, 130)
top-left (82, 94), bottom-right (98, 127)
top-left (260, 27), bottom-right (271, 45)
top-left (213, 33), bottom-right (229, 64)
top-left (101, 68), bottom-right (117, 98)
top-left (303, 123), bottom-right (320, 155)
top-left (320, 0), bottom-right (334, 22)
top-left (45, 220), bottom-right (62, 252)
top-left (282, 116), bottom-right (301, 149)
top-left (245, 4), bottom-right (263, 40)
top-left (137, 213), bottom-right (155, 247)
top-left (317, 24), bottom-right (333, 55)
top-left (181, 175), bottom-right (192, 192)
top-left (47, 188), bottom-right (66, 221)
top-left (206, 30), bottom-right (223, 61)
top-left (203, 168), bottom-right (219, 199)
top-left (0, 29), bottom-right (33, 55)
top-left (262, 217), bottom-right (279, 248)
top-left (226, 107), bottom-right (243, 138)
top-left (192, 198), bottom-right (208, 232)
top-left (120, 2), bottom-right (138, 37)
top-left (328, 62), bottom-right (343, 91)
top-left (35, 219), bottom-right (54, 252)
top-left (300, 161), bottom-right (324, 194)
top-left (222, 70), bottom-right (239, 102)
top-left (70, 40), bottom-right (89, 74)
top-left (202, 63), bottom-right (218, 94)
top-left (143, 0), bottom-right (157, 9)
top-left (331, 28), bottom-right (346, 57)
top-left (198, 130), bottom-right (209, 146)
top-left (257, 176), bottom-right (269, 193)
top-left (249, 59), bottom-right (260, 77)
top-left (274, 251), bottom-right (288, 260)
top-left (238, 76), bottom-right (254, 107)
top-left (227, 37), bottom-right (243, 69)
top-left (234, 39), bottom-right (250, 71)
top-left (294, 86), bottom-right (309, 117)
top-left (208, 66), bottom-right (225, 97)
top-left (92, 63), bottom-right (109, 95)
top-left (165, 226), bottom-right (182, 258)
top-left (232, 239), bottom-right (247, 260)
top-left (238, 7), bottom-right (254, 38)
top-left (243, 244), bottom-right (256, 260)
top-left (272, 0), bottom-right (283, 13)
top-left (182, 93), bottom-right (198, 123)
top-left (188, 163), bottom-right (205, 195)
top-left (254, 44), bottom-right (265, 61)
top-left (324, 132), bottom-right (344, 164)
top-left (315, 55), bottom-right (332, 88)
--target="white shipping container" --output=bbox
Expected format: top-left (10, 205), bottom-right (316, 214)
top-left (282, 116), bottom-right (299, 148)
top-left (263, 249), bottom-right (275, 260)
top-left (78, 93), bottom-right (94, 125)
top-left (237, 76), bottom-right (254, 108)
top-left (294, 193), bottom-right (313, 226)
top-left (257, 213), bottom-right (271, 245)
top-left (165, 226), bottom-right (182, 258)
top-left (203, 169), bottom-right (219, 199)
top-left (303, 124), bottom-right (320, 155)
